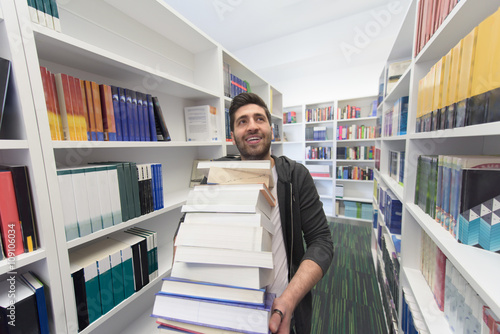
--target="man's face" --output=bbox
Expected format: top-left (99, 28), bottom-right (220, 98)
top-left (231, 104), bottom-right (272, 160)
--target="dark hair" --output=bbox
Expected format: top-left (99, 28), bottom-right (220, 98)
top-left (228, 92), bottom-right (271, 132)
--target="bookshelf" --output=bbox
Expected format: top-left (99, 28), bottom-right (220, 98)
top-left (3, 0), bottom-right (283, 333)
top-left (283, 97), bottom-right (376, 219)
top-left (374, 0), bottom-right (500, 332)
top-left (0, 1), bottom-right (65, 332)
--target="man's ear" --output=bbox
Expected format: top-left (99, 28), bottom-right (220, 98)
top-left (230, 131), bottom-right (235, 143)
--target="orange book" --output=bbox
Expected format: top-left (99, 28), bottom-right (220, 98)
top-left (40, 66), bottom-right (60, 140)
top-left (54, 73), bottom-right (77, 140)
top-left (0, 171), bottom-right (25, 257)
top-left (69, 76), bottom-right (87, 141)
top-left (99, 84), bottom-right (117, 141)
top-left (83, 80), bottom-right (97, 141)
top-left (90, 81), bottom-right (104, 141)
top-left (49, 73), bottom-right (64, 140)
top-left (77, 79), bottom-right (90, 141)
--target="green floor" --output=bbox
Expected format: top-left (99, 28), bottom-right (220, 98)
top-left (311, 221), bottom-right (387, 334)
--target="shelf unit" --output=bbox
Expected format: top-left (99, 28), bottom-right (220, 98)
top-left (2, 0), bottom-right (283, 333)
top-left (283, 97), bottom-right (376, 219)
top-left (374, 0), bottom-right (500, 332)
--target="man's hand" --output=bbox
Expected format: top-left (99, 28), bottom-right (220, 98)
top-left (269, 297), bottom-right (292, 334)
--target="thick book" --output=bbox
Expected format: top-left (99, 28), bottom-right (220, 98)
top-left (118, 87), bottom-right (129, 141)
top-left (0, 165), bottom-right (39, 252)
top-left (125, 89), bottom-right (135, 141)
top-left (54, 73), bottom-right (77, 140)
top-left (82, 80), bottom-right (97, 141)
top-left (175, 223), bottom-right (272, 252)
top-left (146, 94), bottom-right (158, 141)
top-left (196, 160), bottom-right (274, 188)
top-left (130, 90), bottom-right (140, 141)
top-left (19, 271), bottom-right (50, 334)
top-left (90, 81), bottom-right (104, 141)
top-left (156, 318), bottom-right (243, 334)
top-left (151, 292), bottom-right (274, 334)
top-left (0, 171), bottom-right (25, 257)
top-left (181, 183), bottom-right (275, 219)
top-left (159, 277), bottom-right (265, 306)
top-left (183, 212), bottom-right (273, 235)
top-left (0, 277), bottom-right (41, 334)
top-left (70, 76), bottom-right (87, 141)
top-left (110, 232), bottom-right (148, 292)
top-left (40, 66), bottom-right (61, 140)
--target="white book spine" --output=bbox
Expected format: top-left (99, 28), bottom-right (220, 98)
top-left (95, 168), bottom-right (114, 229)
top-left (107, 167), bottom-right (122, 225)
top-left (71, 170), bottom-right (92, 237)
top-left (84, 169), bottom-right (103, 233)
top-left (57, 171), bottom-right (79, 241)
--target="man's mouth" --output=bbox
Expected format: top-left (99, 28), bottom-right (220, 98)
top-left (246, 136), bottom-right (261, 144)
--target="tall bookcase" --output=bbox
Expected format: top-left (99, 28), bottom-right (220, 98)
top-left (0, 0), bottom-right (283, 333)
top-left (283, 96), bottom-right (376, 218)
top-left (374, 0), bottom-right (500, 332)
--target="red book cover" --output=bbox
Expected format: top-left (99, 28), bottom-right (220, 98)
top-left (73, 77), bottom-right (89, 141)
top-left (68, 75), bottom-right (84, 141)
top-left (0, 171), bottom-right (25, 257)
top-left (433, 246), bottom-right (446, 311)
top-left (49, 73), bottom-right (64, 140)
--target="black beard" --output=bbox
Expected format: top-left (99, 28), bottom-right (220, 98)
top-left (233, 135), bottom-right (271, 160)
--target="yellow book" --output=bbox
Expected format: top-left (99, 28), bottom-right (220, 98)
top-left (457, 27), bottom-right (478, 102)
top-left (417, 78), bottom-right (425, 130)
top-left (433, 57), bottom-right (444, 111)
top-left (471, 11), bottom-right (498, 96)
top-left (448, 40), bottom-right (462, 106)
top-left (490, 7), bottom-right (500, 90)
top-left (441, 51), bottom-right (452, 108)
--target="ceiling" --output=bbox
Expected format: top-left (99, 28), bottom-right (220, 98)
top-left (161, 0), bottom-right (412, 105)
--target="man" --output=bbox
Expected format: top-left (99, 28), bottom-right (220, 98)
top-left (227, 92), bottom-right (334, 334)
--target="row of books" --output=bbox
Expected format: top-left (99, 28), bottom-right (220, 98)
top-left (223, 62), bottom-right (251, 98)
top-left (377, 184), bottom-right (402, 235)
top-left (376, 256), bottom-right (398, 334)
top-left (0, 271), bottom-right (50, 334)
top-left (26, 0), bottom-right (61, 32)
top-left (420, 231), bottom-right (447, 312)
top-left (305, 106), bottom-right (334, 122)
top-left (282, 110), bottom-right (297, 124)
top-left (57, 162), bottom-right (163, 241)
top-left (415, 155), bottom-right (500, 250)
top-left (341, 201), bottom-right (372, 220)
top-left (0, 165), bottom-right (39, 258)
top-left (336, 145), bottom-right (375, 160)
top-left (337, 105), bottom-right (361, 120)
top-left (445, 256), bottom-right (500, 333)
top-left (337, 124), bottom-right (376, 141)
top-left (336, 166), bottom-right (374, 181)
top-left (271, 122), bottom-right (281, 142)
top-left (380, 233), bottom-right (400, 321)
top-left (416, 7), bottom-right (500, 132)
top-left (152, 161), bottom-right (276, 334)
top-left (383, 96), bottom-right (408, 137)
top-left (40, 67), bottom-right (171, 142)
top-left (414, 0), bottom-right (459, 57)
top-left (223, 108), bottom-right (231, 142)
top-left (401, 288), bottom-right (427, 334)
top-left (305, 146), bottom-right (332, 160)
top-left (70, 228), bottom-right (158, 332)
top-left (305, 126), bottom-right (328, 141)
top-left (389, 150), bottom-right (405, 186)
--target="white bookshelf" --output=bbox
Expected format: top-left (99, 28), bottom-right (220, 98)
top-left (374, 0), bottom-right (500, 332)
top-left (4, 0), bottom-right (283, 333)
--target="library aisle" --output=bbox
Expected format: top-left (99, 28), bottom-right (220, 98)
top-left (312, 221), bottom-right (386, 334)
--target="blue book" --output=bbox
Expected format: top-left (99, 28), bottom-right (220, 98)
top-left (141, 92), bottom-right (151, 141)
top-left (147, 94), bottom-right (158, 141)
top-left (125, 89), bottom-right (135, 141)
top-left (136, 92), bottom-right (146, 141)
top-left (130, 90), bottom-right (140, 141)
top-left (118, 87), bottom-right (129, 141)
top-left (20, 272), bottom-right (49, 334)
top-left (110, 86), bottom-right (122, 141)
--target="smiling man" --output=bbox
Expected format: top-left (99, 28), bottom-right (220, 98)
top-left (228, 92), bottom-right (334, 334)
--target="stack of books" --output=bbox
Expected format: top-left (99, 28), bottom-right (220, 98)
top-left (151, 160), bottom-right (277, 334)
